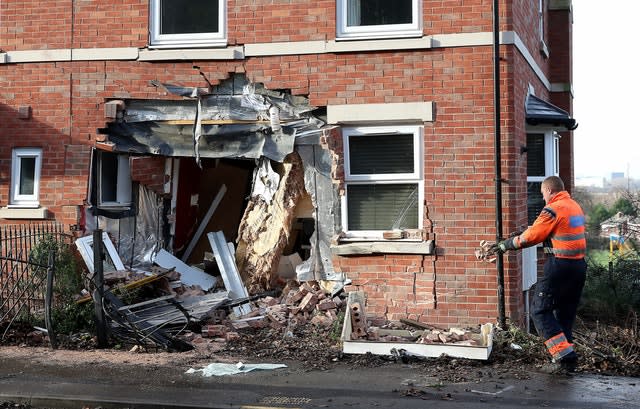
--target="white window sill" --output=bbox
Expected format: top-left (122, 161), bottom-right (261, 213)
top-left (0, 207), bottom-right (48, 219)
top-left (332, 240), bottom-right (434, 256)
top-left (147, 40), bottom-right (228, 49)
top-left (335, 31), bottom-right (423, 41)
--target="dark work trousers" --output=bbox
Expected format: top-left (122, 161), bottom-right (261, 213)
top-left (531, 255), bottom-right (587, 359)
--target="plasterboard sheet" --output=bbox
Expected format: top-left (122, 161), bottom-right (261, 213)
top-left (341, 292), bottom-right (493, 361)
top-left (153, 249), bottom-right (216, 291)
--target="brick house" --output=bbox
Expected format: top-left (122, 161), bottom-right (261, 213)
top-left (0, 0), bottom-right (577, 329)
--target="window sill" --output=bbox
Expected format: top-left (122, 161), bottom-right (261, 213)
top-left (147, 41), bottom-right (228, 49)
top-left (335, 31), bottom-right (423, 42)
top-left (0, 206), bottom-right (48, 219)
top-left (331, 239), bottom-right (434, 256)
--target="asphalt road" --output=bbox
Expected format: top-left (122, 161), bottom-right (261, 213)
top-left (1, 354), bottom-right (639, 408)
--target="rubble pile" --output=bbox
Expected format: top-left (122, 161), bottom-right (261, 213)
top-left (189, 280), bottom-right (345, 347)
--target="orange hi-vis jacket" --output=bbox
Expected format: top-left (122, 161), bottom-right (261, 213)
top-left (510, 191), bottom-right (586, 259)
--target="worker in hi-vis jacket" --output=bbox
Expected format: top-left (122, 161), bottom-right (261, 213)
top-left (491, 175), bottom-right (587, 374)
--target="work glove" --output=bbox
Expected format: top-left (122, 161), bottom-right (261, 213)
top-left (489, 238), bottom-right (517, 255)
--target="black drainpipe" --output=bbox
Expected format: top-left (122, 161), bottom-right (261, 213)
top-left (493, 0), bottom-right (507, 329)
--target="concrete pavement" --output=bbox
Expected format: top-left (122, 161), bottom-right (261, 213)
top-left (1, 354), bottom-right (639, 408)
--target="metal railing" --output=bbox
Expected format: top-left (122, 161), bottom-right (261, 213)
top-left (0, 222), bottom-right (70, 342)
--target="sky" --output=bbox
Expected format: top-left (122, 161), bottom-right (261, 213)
top-left (573, 2), bottom-right (640, 180)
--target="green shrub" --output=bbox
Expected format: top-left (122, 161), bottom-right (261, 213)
top-left (29, 234), bottom-right (95, 334)
top-left (581, 253), bottom-right (640, 322)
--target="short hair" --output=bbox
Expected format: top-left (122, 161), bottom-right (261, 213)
top-left (543, 176), bottom-right (565, 193)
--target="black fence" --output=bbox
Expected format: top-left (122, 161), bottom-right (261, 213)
top-left (0, 222), bottom-right (71, 341)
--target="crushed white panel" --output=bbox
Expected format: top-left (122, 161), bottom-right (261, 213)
top-left (153, 249), bottom-right (216, 291)
top-left (75, 232), bottom-right (126, 274)
top-left (341, 292), bottom-right (493, 361)
top-left (208, 231), bottom-right (251, 316)
top-left (522, 245), bottom-right (538, 291)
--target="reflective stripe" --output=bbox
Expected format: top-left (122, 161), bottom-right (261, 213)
top-left (541, 207), bottom-right (556, 218)
top-left (544, 332), bottom-right (574, 360)
top-left (552, 233), bottom-right (586, 241)
top-left (550, 247), bottom-right (586, 257)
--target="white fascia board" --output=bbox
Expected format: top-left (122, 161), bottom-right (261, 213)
top-left (551, 82), bottom-right (574, 96)
top-left (138, 46), bottom-right (244, 61)
top-left (72, 47), bottom-right (139, 61)
top-left (327, 101), bottom-right (434, 124)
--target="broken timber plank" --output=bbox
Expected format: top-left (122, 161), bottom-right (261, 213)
top-left (181, 184), bottom-right (227, 262)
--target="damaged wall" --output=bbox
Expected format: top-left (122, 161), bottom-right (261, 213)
top-left (0, 0), bottom-right (576, 329)
top-left (236, 152), bottom-right (306, 293)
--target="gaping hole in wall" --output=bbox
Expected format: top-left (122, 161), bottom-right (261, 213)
top-left (81, 74), bottom-right (340, 331)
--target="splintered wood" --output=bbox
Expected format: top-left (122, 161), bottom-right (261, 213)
top-left (235, 152), bottom-right (306, 293)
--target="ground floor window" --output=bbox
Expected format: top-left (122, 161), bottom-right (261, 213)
top-left (97, 151), bottom-right (132, 209)
top-left (341, 125), bottom-right (423, 239)
top-left (10, 147), bottom-right (42, 207)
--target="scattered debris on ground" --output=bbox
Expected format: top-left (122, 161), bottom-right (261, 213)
top-left (2, 228), bottom-right (638, 383)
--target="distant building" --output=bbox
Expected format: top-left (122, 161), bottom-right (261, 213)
top-left (611, 172), bottom-right (628, 187)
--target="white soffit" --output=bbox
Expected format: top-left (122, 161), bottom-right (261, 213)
top-left (327, 101), bottom-right (434, 124)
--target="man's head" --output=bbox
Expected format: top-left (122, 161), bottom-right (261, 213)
top-left (541, 176), bottom-right (565, 204)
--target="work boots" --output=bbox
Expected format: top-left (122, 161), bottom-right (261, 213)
top-left (539, 357), bottom-right (577, 376)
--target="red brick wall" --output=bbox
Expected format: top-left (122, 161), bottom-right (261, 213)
top-left (0, 0), bottom-right (572, 328)
top-left (130, 156), bottom-right (166, 195)
top-left (0, 0), bottom-right (502, 51)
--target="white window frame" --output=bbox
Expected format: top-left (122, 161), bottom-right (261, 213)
top-left (10, 148), bottom-right (42, 208)
top-left (538, 0), bottom-right (549, 57)
top-left (149, 0), bottom-right (227, 48)
top-left (526, 130), bottom-right (559, 223)
top-left (75, 232), bottom-right (125, 275)
top-left (336, 0), bottom-right (423, 40)
top-left (98, 152), bottom-right (132, 208)
top-left (341, 125), bottom-right (424, 240)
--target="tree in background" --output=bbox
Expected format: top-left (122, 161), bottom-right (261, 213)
top-left (579, 190), bottom-right (640, 322)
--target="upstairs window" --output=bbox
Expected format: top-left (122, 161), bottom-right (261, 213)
top-left (336, 0), bottom-right (422, 40)
top-left (10, 148), bottom-right (42, 208)
top-left (526, 132), bottom-right (559, 224)
top-left (538, 0), bottom-right (549, 56)
top-left (341, 126), bottom-right (423, 239)
top-left (150, 0), bottom-right (226, 48)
